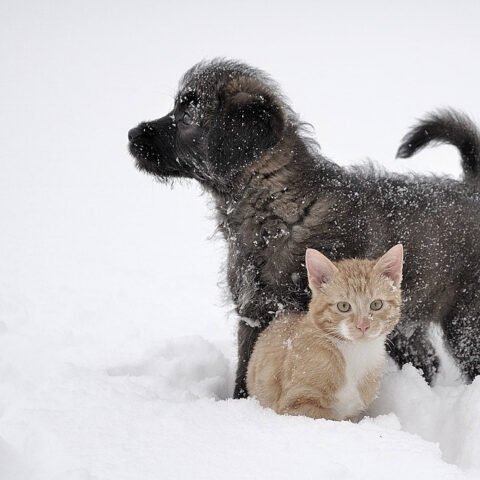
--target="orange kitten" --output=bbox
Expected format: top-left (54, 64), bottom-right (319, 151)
top-left (247, 245), bottom-right (403, 421)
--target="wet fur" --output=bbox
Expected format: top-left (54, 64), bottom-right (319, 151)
top-left (397, 108), bottom-right (480, 188)
top-left (128, 59), bottom-right (480, 398)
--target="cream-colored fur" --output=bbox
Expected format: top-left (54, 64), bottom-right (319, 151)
top-left (247, 245), bottom-right (403, 421)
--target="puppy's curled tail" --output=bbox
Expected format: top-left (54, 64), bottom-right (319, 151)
top-left (396, 109), bottom-right (480, 185)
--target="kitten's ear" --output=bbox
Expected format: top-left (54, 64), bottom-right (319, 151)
top-left (305, 248), bottom-right (338, 291)
top-left (374, 244), bottom-right (404, 287)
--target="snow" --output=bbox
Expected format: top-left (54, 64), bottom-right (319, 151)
top-left (1, 1), bottom-right (480, 479)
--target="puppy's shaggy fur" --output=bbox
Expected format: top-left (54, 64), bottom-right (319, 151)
top-left (128, 60), bottom-right (480, 398)
top-left (397, 108), bottom-right (480, 188)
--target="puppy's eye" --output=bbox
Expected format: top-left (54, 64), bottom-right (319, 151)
top-left (182, 111), bottom-right (194, 125)
top-left (370, 299), bottom-right (383, 311)
top-left (337, 302), bottom-right (351, 312)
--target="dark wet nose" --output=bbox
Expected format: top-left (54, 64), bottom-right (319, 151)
top-left (128, 126), bottom-right (144, 141)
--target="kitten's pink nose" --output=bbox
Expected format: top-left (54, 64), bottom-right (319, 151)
top-left (356, 320), bottom-right (370, 333)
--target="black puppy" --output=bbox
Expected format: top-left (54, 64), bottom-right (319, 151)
top-left (128, 60), bottom-right (480, 398)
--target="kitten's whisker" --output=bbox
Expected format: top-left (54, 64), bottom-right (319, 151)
top-left (384, 338), bottom-right (395, 349)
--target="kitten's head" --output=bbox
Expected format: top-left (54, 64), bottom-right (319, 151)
top-left (305, 245), bottom-right (403, 342)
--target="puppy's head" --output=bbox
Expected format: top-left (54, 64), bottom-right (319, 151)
top-left (128, 59), bottom-right (287, 191)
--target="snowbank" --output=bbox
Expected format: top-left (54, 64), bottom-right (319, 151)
top-left (1, 315), bottom-right (479, 479)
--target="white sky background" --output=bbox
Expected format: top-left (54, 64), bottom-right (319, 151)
top-left (1, 2), bottom-right (480, 478)
top-left (1, 0), bottom-right (480, 349)
top-left (0, 0), bottom-right (480, 316)
top-left (1, 0), bottom-right (480, 346)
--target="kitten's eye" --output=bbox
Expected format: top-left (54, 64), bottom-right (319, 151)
top-left (370, 299), bottom-right (383, 311)
top-left (182, 111), bottom-right (193, 125)
top-left (337, 302), bottom-right (351, 312)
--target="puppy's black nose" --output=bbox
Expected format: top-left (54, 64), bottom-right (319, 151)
top-left (128, 126), bottom-right (144, 141)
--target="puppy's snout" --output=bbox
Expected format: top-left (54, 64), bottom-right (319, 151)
top-left (128, 126), bottom-right (145, 142)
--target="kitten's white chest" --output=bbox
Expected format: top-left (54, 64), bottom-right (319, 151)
top-left (334, 336), bottom-right (386, 419)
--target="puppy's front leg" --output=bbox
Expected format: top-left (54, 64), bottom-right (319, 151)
top-left (387, 324), bottom-right (439, 383)
top-left (234, 321), bottom-right (263, 399)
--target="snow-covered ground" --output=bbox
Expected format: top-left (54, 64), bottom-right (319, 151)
top-left (1, 1), bottom-right (480, 479)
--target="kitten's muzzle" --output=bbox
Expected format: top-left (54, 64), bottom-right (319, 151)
top-left (355, 319), bottom-right (370, 333)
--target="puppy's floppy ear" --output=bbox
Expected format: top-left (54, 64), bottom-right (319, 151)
top-left (209, 77), bottom-right (285, 180)
top-left (222, 78), bottom-right (285, 150)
